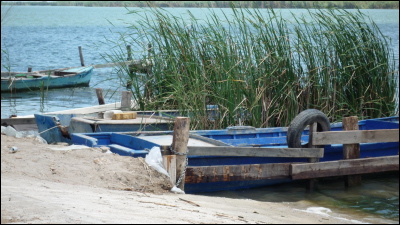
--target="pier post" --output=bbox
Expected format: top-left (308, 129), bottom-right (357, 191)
top-left (171, 117), bottom-right (190, 191)
top-left (78, 46), bottom-right (85, 66)
top-left (343, 116), bottom-right (362, 187)
top-left (95, 88), bottom-right (105, 105)
top-left (27, 67), bottom-right (32, 72)
top-left (121, 91), bottom-right (131, 111)
top-left (126, 45), bottom-right (132, 61)
top-left (306, 122), bottom-right (318, 191)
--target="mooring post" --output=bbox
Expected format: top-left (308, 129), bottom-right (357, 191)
top-left (78, 46), bottom-right (85, 66)
top-left (126, 45), bottom-right (132, 61)
top-left (95, 88), bottom-right (105, 105)
top-left (343, 116), bottom-right (362, 187)
top-left (306, 122), bottom-right (318, 191)
top-left (121, 91), bottom-right (131, 111)
top-left (27, 67), bottom-right (32, 72)
top-left (171, 117), bottom-right (190, 191)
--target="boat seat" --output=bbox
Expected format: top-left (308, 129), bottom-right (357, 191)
top-left (108, 144), bottom-right (148, 158)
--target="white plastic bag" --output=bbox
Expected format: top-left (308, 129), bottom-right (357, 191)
top-left (145, 146), bottom-right (186, 194)
top-left (145, 146), bottom-right (170, 177)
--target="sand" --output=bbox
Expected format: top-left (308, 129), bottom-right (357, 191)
top-left (1, 134), bottom-right (378, 224)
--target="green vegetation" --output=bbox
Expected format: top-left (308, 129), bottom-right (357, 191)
top-left (103, 4), bottom-right (397, 130)
top-left (1, 1), bottom-right (399, 9)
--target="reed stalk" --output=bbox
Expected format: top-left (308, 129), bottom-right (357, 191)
top-left (103, 4), bottom-right (397, 129)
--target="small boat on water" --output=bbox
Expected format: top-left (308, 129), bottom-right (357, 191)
top-left (1, 66), bottom-right (94, 92)
top-left (70, 112), bottom-right (399, 193)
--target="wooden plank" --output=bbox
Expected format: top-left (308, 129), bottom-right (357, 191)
top-left (312, 129), bottom-right (399, 145)
top-left (187, 146), bottom-right (324, 158)
top-left (162, 155), bottom-right (176, 186)
top-left (185, 163), bottom-right (294, 184)
top-left (290, 155), bottom-right (399, 180)
top-left (1, 117), bottom-right (36, 125)
top-left (91, 60), bottom-right (148, 69)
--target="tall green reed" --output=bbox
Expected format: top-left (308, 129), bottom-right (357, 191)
top-left (103, 4), bottom-right (397, 129)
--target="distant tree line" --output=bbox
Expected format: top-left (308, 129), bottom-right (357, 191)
top-left (1, 1), bottom-right (399, 9)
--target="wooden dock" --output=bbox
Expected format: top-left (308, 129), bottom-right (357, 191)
top-left (162, 116), bottom-right (399, 191)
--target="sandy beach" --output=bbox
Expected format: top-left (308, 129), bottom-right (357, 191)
top-left (0, 133), bottom-right (386, 224)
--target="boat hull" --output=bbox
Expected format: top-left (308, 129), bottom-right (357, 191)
top-left (1, 66), bottom-right (93, 92)
top-left (71, 116), bottom-right (399, 193)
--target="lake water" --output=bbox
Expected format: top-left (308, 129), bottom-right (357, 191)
top-left (1, 6), bottom-right (398, 223)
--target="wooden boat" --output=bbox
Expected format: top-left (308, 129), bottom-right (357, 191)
top-left (70, 115), bottom-right (399, 193)
top-left (33, 106), bottom-right (218, 144)
top-left (34, 110), bottom-right (180, 144)
top-left (1, 66), bottom-right (94, 92)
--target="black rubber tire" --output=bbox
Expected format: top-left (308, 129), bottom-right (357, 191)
top-left (287, 109), bottom-right (330, 148)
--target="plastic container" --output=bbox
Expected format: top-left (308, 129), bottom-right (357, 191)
top-left (103, 110), bottom-right (122, 120)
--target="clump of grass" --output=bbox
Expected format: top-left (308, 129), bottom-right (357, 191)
top-left (103, 4), bottom-right (397, 130)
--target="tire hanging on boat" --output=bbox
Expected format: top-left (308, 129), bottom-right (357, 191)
top-left (286, 109), bottom-right (330, 148)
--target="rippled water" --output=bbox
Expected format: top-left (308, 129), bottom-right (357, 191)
top-left (200, 172), bottom-right (399, 223)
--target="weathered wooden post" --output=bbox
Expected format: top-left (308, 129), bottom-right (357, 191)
top-left (95, 88), bottom-right (105, 105)
top-left (343, 116), bottom-right (362, 187)
top-left (27, 67), bottom-right (32, 72)
top-left (78, 46), bottom-right (85, 66)
top-left (121, 91), bottom-right (131, 111)
top-left (306, 122), bottom-right (318, 191)
top-left (126, 45), bottom-right (132, 61)
top-left (171, 117), bottom-right (190, 191)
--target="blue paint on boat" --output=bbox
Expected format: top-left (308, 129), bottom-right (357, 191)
top-left (1, 66), bottom-right (93, 92)
top-left (70, 116), bottom-right (399, 193)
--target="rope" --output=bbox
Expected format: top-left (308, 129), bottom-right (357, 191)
top-left (38, 125), bottom-right (59, 135)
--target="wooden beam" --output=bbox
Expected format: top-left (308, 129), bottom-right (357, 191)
top-left (171, 117), bottom-right (190, 191)
top-left (187, 146), bottom-right (324, 158)
top-left (312, 129), bottom-right (399, 145)
top-left (91, 60), bottom-right (149, 69)
top-left (342, 116), bottom-right (361, 187)
top-left (290, 155), bottom-right (399, 180)
top-left (162, 155), bottom-right (176, 186)
top-left (1, 117), bottom-right (36, 125)
top-left (185, 163), bottom-right (295, 184)
top-left (307, 123), bottom-right (319, 191)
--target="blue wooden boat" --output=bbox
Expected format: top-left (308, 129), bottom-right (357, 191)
top-left (34, 110), bottom-right (179, 144)
top-left (70, 115), bottom-right (399, 193)
top-left (34, 106), bottom-right (219, 144)
top-left (1, 66), bottom-right (93, 92)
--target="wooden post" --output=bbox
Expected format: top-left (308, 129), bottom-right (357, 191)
top-left (147, 43), bottom-right (153, 75)
top-left (306, 122), bottom-right (318, 191)
top-left (95, 88), bottom-right (105, 105)
top-left (126, 45), bottom-right (132, 61)
top-left (121, 91), bottom-right (131, 111)
top-left (162, 155), bottom-right (177, 186)
top-left (78, 46), bottom-right (85, 66)
top-left (343, 116), bottom-right (362, 187)
top-left (27, 67), bottom-right (32, 72)
top-left (171, 117), bottom-right (190, 191)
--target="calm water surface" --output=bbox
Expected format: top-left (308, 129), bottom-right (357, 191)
top-left (1, 6), bottom-right (398, 223)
